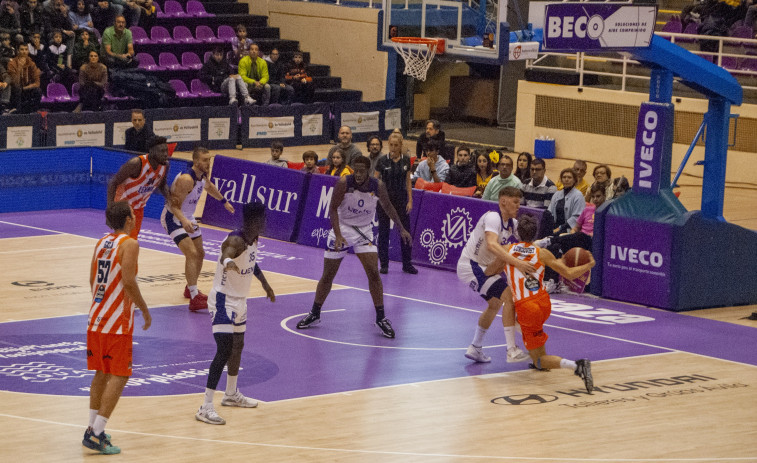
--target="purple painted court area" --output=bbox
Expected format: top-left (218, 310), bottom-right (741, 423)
top-left (1, 209), bottom-right (756, 401)
top-left (0, 220), bottom-right (59, 239)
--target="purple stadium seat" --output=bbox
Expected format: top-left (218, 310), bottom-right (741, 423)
top-left (203, 51), bottom-right (213, 63)
top-left (130, 26), bottom-right (153, 45)
top-left (678, 22), bottom-right (699, 43)
top-left (160, 52), bottom-right (188, 70)
top-left (195, 25), bottom-right (223, 44)
top-left (186, 1), bottom-right (214, 17)
top-left (172, 25), bottom-right (198, 44)
top-left (730, 26), bottom-right (756, 48)
top-left (741, 56), bottom-right (757, 72)
top-left (136, 52), bottom-right (165, 71)
top-left (181, 52), bottom-right (203, 70)
top-left (43, 83), bottom-right (73, 103)
top-left (719, 56), bottom-right (739, 69)
top-left (660, 18), bottom-right (682, 39)
top-left (162, 0), bottom-right (190, 18)
top-left (218, 25), bottom-right (235, 42)
top-left (154, 1), bottom-right (164, 17)
top-left (71, 82), bottom-right (80, 99)
top-left (169, 79), bottom-right (198, 98)
top-left (191, 79), bottom-right (222, 97)
top-left (151, 26), bottom-right (176, 44)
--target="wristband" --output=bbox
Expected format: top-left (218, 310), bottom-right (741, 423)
top-left (221, 197), bottom-right (228, 205)
top-left (223, 258), bottom-right (233, 268)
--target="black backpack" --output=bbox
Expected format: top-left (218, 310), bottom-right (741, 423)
top-left (110, 68), bottom-right (177, 108)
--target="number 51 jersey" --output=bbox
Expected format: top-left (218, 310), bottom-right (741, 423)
top-left (88, 233), bottom-right (135, 335)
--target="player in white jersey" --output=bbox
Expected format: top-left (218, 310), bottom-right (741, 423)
top-left (195, 202), bottom-right (275, 425)
top-left (501, 214), bottom-right (596, 393)
top-left (457, 187), bottom-right (534, 364)
top-left (83, 201), bottom-right (151, 455)
top-left (296, 156), bottom-right (412, 338)
top-left (161, 146), bottom-right (235, 311)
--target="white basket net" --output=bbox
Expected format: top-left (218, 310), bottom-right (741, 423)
top-left (391, 39), bottom-right (439, 81)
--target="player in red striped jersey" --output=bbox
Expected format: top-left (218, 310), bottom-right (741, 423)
top-left (83, 201), bottom-right (151, 454)
top-left (107, 136), bottom-right (172, 240)
top-left (495, 214), bottom-right (596, 393)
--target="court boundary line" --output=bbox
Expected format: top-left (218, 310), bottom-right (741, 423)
top-left (0, 411), bottom-right (753, 462)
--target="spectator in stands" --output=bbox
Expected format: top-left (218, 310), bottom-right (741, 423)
top-left (101, 15), bottom-right (135, 69)
top-left (134, 0), bottom-right (154, 30)
top-left (548, 168), bottom-right (585, 237)
top-left (521, 158), bottom-right (557, 208)
top-left (239, 42), bottom-right (270, 105)
top-left (0, 0), bottom-right (23, 45)
top-left (199, 46), bottom-right (255, 106)
top-left (110, 0), bottom-right (138, 28)
top-left (415, 119), bottom-right (446, 160)
top-left (266, 48), bottom-right (293, 105)
top-left (20, 0), bottom-right (45, 43)
top-left (45, 29), bottom-right (74, 87)
top-left (265, 140), bottom-right (288, 167)
top-left (365, 135), bottom-right (383, 178)
top-left (0, 32), bottom-right (15, 67)
top-left (230, 23), bottom-right (251, 65)
top-left (612, 175), bottom-right (630, 198)
top-left (473, 151), bottom-right (497, 198)
top-left (124, 108), bottom-right (153, 152)
top-left (585, 164), bottom-right (614, 202)
top-left (90, 0), bottom-right (118, 34)
top-left (285, 51), bottom-right (313, 103)
top-left (74, 49), bottom-right (106, 112)
top-left (42, 0), bottom-right (74, 48)
top-left (326, 148), bottom-right (353, 177)
top-left (8, 42), bottom-right (41, 113)
top-left (697, 0), bottom-right (745, 53)
top-left (26, 30), bottom-right (45, 75)
top-left (746, 0), bottom-right (757, 32)
top-left (556, 160), bottom-right (589, 196)
top-left (375, 132), bottom-right (416, 275)
top-left (514, 151), bottom-right (532, 184)
top-left (447, 145), bottom-right (476, 188)
top-left (69, 0), bottom-right (94, 35)
top-left (482, 154), bottom-right (521, 201)
top-left (412, 139), bottom-right (449, 184)
top-left (71, 28), bottom-right (97, 70)
top-left (0, 61), bottom-right (10, 113)
top-left (327, 125), bottom-right (362, 167)
top-left (301, 150), bottom-right (319, 174)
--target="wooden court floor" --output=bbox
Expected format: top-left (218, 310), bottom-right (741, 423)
top-left (0, 211), bottom-right (755, 462)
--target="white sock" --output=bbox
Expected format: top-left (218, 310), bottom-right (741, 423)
top-left (503, 326), bottom-right (516, 349)
top-left (560, 359), bottom-right (577, 370)
top-left (471, 326), bottom-right (487, 347)
top-left (93, 415), bottom-right (108, 436)
top-left (225, 375), bottom-right (238, 395)
top-left (204, 388), bottom-right (215, 405)
top-left (188, 285), bottom-right (199, 298)
top-left (89, 409), bottom-right (98, 428)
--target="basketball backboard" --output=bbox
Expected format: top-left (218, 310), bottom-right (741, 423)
top-left (379, 0), bottom-right (510, 65)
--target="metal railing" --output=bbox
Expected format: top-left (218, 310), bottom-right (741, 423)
top-left (526, 31), bottom-right (757, 93)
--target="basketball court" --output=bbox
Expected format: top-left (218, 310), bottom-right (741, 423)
top-left (1, 207), bottom-right (755, 462)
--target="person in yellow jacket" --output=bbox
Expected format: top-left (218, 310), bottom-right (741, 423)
top-left (238, 43), bottom-right (270, 105)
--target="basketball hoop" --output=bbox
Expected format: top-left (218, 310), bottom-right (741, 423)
top-left (390, 37), bottom-right (445, 81)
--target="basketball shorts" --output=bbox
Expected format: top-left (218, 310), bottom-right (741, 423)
top-left (87, 331), bottom-right (133, 376)
top-left (324, 224), bottom-right (376, 259)
top-left (456, 258), bottom-right (508, 301)
top-left (160, 208), bottom-right (201, 245)
top-left (209, 290), bottom-right (247, 334)
top-left (515, 291), bottom-right (551, 351)
top-left (129, 207), bottom-right (144, 241)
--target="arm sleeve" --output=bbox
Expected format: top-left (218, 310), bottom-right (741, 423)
top-left (258, 60), bottom-right (269, 85)
top-left (565, 192), bottom-right (586, 228)
top-left (239, 58), bottom-right (254, 84)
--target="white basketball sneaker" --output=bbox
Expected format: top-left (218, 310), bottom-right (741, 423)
top-left (221, 390), bottom-right (259, 408)
top-left (506, 346), bottom-right (531, 363)
top-left (195, 403), bottom-right (226, 425)
top-left (465, 344), bottom-right (492, 363)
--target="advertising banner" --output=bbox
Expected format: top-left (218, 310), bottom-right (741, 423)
top-left (385, 108), bottom-right (402, 131)
top-left (341, 111), bottom-right (380, 134)
top-left (543, 3), bottom-right (656, 51)
top-left (152, 119), bottom-right (202, 143)
top-left (202, 156), bottom-right (306, 242)
top-left (55, 124), bottom-right (106, 147)
top-left (301, 113), bottom-right (324, 137)
top-left (602, 216), bottom-right (674, 308)
top-left (509, 42), bottom-right (540, 61)
top-left (112, 121), bottom-right (132, 147)
top-left (208, 117), bottom-right (231, 141)
top-left (249, 116), bottom-right (296, 139)
top-left (633, 101), bottom-right (673, 195)
top-left (6, 126), bottom-right (34, 149)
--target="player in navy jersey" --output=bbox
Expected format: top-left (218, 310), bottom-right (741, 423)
top-left (296, 156), bottom-right (412, 338)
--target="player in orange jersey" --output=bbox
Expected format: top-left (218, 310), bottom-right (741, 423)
top-left (83, 201), bottom-right (151, 454)
top-left (493, 215), bottom-right (596, 393)
top-left (107, 136), bottom-right (172, 240)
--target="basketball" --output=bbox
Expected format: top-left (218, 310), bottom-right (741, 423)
top-left (563, 247), bottom-right (592, 267)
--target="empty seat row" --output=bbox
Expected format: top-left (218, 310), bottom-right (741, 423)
top-left (131, 25), bottom-right (234, 45)
top-left (155, 0), bottom-right (214, 19)
top-left (41, 82), bottom-right (130, 104)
